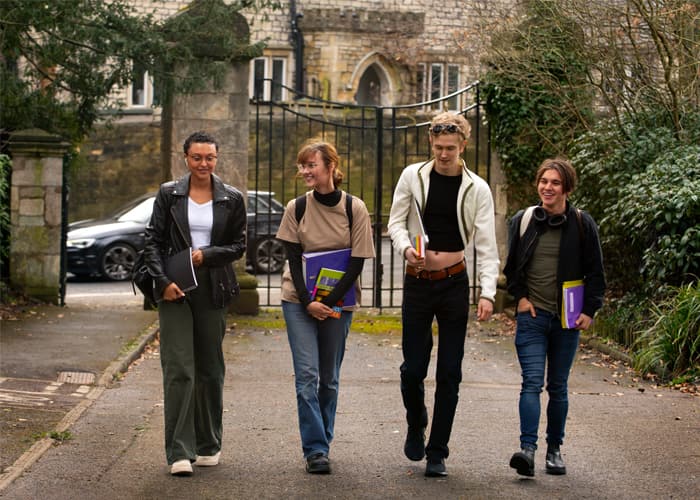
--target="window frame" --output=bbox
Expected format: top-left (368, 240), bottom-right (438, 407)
top-left (249, 56), bottom-right (288, 101)
top-left (129, 64), bottom-right (153, 108)
top-left (417, 62), bottom-right (462, 110)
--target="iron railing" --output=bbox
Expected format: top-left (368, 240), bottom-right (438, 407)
top-left (250, 80), bottom-right (490, 310)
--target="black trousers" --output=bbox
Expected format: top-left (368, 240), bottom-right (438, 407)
top-left (400, 270), bottom-right (469, 460)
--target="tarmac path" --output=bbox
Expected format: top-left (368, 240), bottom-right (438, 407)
top-left (1, 314), bottom-right (698, 499)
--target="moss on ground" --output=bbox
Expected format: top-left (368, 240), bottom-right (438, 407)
top-left (229, 308), bottom-right (405, 336)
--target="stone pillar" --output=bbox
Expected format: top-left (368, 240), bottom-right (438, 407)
top-left (490, 152), bottom-right (511, 313)
top-left (9, 129), bottom-right (69, 304)
top-left (162, 2), bottom-right (258, 314)
top-left (167, 62), bottom-right (250, 191)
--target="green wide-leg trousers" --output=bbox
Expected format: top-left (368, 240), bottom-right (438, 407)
top-left (158, 268), bottom-right (226, 465)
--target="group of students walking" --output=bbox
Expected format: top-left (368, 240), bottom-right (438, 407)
top-left (143, 114), bottom-right (605, 479)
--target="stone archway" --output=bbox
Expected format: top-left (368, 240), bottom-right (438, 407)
top-left (348, 52), bottom-right (396, 106)
top-left (355, 65), bottom-right (382, 106)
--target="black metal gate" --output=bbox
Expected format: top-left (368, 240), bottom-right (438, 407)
top-left (250, 80), bottom-right (490, 310)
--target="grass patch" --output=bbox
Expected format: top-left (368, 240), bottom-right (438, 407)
top-left (634, 282), bottom-right (700, 381)
top-left (32, 430), bottom-right (73, 443)
top-left (119, 336), bottom-right (142, 356)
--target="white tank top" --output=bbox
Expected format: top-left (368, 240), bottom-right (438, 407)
top-left (188, 198), bottom-right (213, 249)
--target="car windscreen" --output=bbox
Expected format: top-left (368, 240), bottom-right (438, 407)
top-left (117, 197), bottom-right (155, 223)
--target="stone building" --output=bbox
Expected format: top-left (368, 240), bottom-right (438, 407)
top-left (73, 1), bottom-right (514, 221)
top-left (116, 1), bottom-right (511, 112)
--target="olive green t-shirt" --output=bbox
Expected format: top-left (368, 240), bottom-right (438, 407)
top-left (276, 191), bottom-right (375, 309)
top-left (526, 228), bottom-right (560, 314)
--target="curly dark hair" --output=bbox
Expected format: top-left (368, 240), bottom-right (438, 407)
top-left (183, 131), bottom-right (219, 154)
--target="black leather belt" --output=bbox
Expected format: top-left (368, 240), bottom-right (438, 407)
top-left (406, 260), bottom-right (466, 280)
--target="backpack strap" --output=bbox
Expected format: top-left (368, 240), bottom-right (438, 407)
top-left (574, 207), bottom-right (584, 245)
top-left (519, 206), bottom-right (536, 237)
top-left (345, 193), bottom-right (353, 231)
top-left (294, 194), bottom-right (306, 224)
top-left (295, 192), bottom-right (354, 234)
top-left (519, 205), bottom-right (585, 243)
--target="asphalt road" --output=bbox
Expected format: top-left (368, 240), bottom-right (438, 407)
top-left (1, 297), bottom-right (698, 499)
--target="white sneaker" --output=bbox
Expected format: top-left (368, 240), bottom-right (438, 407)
top-left (194, 451), bottom-right (221, 467)
top-left (170, 459), bottom-right (193, 476)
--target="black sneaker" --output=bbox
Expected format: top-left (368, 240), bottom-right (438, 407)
top-left (305, 453), bottom-right (331, 474)
top-left (545, 447), bottom-right (566, 475)
top-left (404, 426), bottom-right (426, 461)
top-left (425, 457), bottom-right (448, 477)
top-left (509, 446), bottom-right (535, 477)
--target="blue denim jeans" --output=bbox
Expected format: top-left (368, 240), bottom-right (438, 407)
top-left (282, 301), bottom-right (352, 458)
top-left (400, 270), bottom-right (469, 460)
top-left (514, 308), bottom-right (580, 450)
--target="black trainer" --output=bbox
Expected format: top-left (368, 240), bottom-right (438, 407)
top-left (425, 457), bottom-right (448, 477)
top-left (545, 446), bottom-right (566, 475)
top-left (404, 426), bottom-right (426, 461)
top-left (305, 453), bottom-right (331, 474)
top-left (509, 446), bottom-right (535, 477)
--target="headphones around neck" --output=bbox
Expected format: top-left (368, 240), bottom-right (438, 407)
top-left (533, 206), bottom-right (567, 228)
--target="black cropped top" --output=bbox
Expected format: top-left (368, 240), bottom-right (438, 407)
top-left (424, 169), bottom-right (464, 252)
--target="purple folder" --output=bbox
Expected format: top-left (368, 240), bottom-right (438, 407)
top-left (302, 248), bottom-right (356, 306)
top-left (561, 280), bottom-right (584, 329)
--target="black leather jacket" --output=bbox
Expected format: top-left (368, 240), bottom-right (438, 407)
top-left (144, 173), bottom-right (246, 308)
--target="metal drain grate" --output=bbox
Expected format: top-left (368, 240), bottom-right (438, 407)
top-left (57, 371), bottom-right (96, 385)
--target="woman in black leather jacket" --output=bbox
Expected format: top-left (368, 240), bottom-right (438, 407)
top-left (144, 131), bottom-right (246, 476)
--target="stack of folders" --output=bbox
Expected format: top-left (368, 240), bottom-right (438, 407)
top-left (561, 280), bottom-right (584, 329)
top-left (302, 248), bottom-right (356, 319)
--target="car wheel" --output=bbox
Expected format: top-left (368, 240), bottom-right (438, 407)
top-left (101, 243), bottom-right (137, 281)
top-left (254, 237), bottom-right (286, 274)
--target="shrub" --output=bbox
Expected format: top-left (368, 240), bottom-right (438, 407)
top-left (572, 113), bottom-right (700, 295)
top-left (590, 292), bottom-right (651, 348)
top-left (601, 145), bottom-right (700, 292)
top-left (634, 282), bottom-right (700, 381)
top-left (572, 117), bottom-right (675, 217)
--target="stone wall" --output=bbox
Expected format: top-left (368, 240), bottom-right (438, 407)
top-left (115, 1), bottom-right (516, 106)
top-left (69, 123), bottom-right (163, 222)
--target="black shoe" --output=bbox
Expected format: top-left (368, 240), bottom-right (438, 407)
top-left (305, 453), bottom-right (331, 474)
top-left (545, 446), bottom-right (566, 475)
top-left (425, 457), bottom-right (448, 477)
top-left (509, 446), bottom-right (535, 477)
top-left (404, 426), bottom-right (426, 461)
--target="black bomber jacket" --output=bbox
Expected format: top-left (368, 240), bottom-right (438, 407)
top-left (503, 202), bottom-right (606, 319)
top-left (144, 173), bottom-right (247, 308)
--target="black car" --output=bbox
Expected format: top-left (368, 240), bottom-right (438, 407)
top-left (66, 191), bottom-right (286, 280)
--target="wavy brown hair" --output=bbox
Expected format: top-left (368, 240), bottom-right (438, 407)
top-left (535, 158), bottom-right (577, 194)
top-left (296, 140), bottom-right (344, 186)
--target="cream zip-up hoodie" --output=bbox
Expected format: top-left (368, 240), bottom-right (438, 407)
top-left (387, 159), bottom-right (500, 302)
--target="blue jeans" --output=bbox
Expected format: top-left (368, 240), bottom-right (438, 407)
top-left (282, 301), bottom-right (352, 458)
top-left (400, 270), bottom-right (469, 460)
top-left (515, 309), bottom-right (580, 450)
